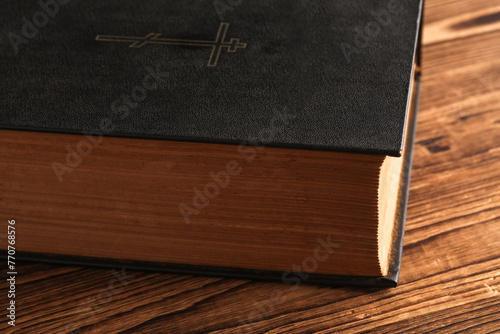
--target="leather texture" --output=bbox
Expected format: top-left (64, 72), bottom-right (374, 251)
top-left (0, 0), bottom-right (423, 156)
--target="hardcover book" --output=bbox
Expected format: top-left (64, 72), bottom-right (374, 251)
top-left (0, 0), bottom-right (423, 286)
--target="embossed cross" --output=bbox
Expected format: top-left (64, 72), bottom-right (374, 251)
top-left (96, 23), bottom-right (247, 67)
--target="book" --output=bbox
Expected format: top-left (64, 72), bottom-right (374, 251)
top-left (0, 0), bottom-right (423, 287)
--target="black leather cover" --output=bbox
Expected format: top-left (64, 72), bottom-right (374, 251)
top-left (1, 0), bottom-right (423, 156)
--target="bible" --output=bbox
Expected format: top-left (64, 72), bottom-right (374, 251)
top-left (0, 0), bottom-right (424, 286)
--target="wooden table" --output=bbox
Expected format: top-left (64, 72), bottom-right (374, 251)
top-left (2, 0), bottom-right (500, 332)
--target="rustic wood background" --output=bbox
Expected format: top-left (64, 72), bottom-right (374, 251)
top-left (2, 0), bottom-right (500, 332)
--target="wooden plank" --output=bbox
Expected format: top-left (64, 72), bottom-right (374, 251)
top-left (1, 0), bottom-right (499, 332)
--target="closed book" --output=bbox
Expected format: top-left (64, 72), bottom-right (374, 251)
top-left (0, 0), bottom-right (423, 286)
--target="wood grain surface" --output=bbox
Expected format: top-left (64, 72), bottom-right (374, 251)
top-left (1, 0), bottom-right (500, 332)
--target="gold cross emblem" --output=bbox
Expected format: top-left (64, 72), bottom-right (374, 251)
top-left (96, 23), bottom-right (247, 67)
